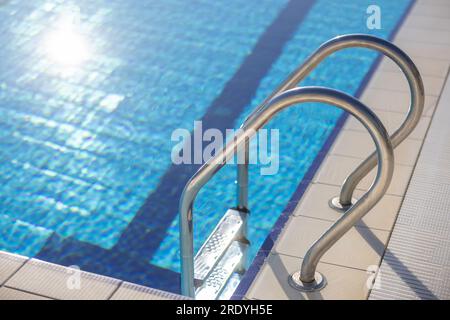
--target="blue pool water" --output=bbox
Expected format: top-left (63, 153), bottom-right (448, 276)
top-left (0, 0), bottom-right (412, 293)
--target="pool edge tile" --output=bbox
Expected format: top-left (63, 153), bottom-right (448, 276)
top-left (5, 258), bottom-right (122, 300)
top-left (0, 251), bottom-right (28, 286)
top-left (245, 253), bottom-right (370, 300)
top-left (110, 281), bottom-right (189, 300)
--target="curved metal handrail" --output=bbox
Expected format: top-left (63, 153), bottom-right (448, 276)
top-left (237, 34), bottom-right (423, 211)
top-left (180, 87), bottom-right (394, 297)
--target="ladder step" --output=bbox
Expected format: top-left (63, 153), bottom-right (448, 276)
top-left (194, 208), bottom-right (244, 285)
top-left (195, 241), bottom-right (245, 299)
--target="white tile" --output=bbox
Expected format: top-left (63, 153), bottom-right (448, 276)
top-left (416, 0), bottom-right (450, 7)
top-left (344, 111), bottom-right (431, 141)
top-left (403, 15), bottom-right (450, 31)
top-left (6, 259), bottom-right (121, 300)
top-left (368, 70), bottom-right (445, 96)
top-left (359, 88), bottom-right (438, 116)
top-left (0, 251), bottom-right (27, 285)
top-left (0, 287), bottom-right (51, 300)
top-left (274, 216), bottom-right (389, 271)
top-left (246, 254), bottom-right (370, 300)
top-left (393, 40), bottom-right (450, 62)
top-left (110, 282), bottom-right (188, 300)
top-left (331, 130), bottom-right (423, 166)
top-left (314, 155), bottom-right (414, 197)
top-left (360, 162), bottom-right (415, 197)
top-left (294, 183), bottom-right (402, 231)
top-left (379, 55), bottom-right (449, 79)
top-left (395, 26), bottom-right (450, 46)
top-left (410, 3), bottom-right (450, 19)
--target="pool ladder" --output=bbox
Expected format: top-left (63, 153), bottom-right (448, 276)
top-left (179, 34), bottom-right (424, 299)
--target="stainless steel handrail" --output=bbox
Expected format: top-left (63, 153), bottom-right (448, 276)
top-left (238, 34), bottom-right (423, 211)
top-left (180, 86), bottom-right (394, 297)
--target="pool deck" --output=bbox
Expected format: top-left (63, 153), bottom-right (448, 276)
top-left (0, 251), bottom-right (188, 300)
top-left (1, 0), bottom-right (450, 301)
top-left (243, 0), bottom-right (450, 300)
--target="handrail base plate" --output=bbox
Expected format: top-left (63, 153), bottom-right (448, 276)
top-left (328, 196), bottom-right (357, 212)
top-left (288, 271), bottom-right (327, 292)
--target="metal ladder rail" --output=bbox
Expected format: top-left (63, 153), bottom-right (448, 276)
top-left (237, 34), bottom-right (424, 212)
top-left (180, 86), bottom-right (394, 298)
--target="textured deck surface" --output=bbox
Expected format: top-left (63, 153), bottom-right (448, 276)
top-left (369, 69), bottom-right (450, 300)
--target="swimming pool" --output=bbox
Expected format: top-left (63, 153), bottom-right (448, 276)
top-left (0, 0), bottom-right (412, 294)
